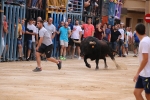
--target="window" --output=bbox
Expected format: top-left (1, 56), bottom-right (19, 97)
top-left (126, 18), bottom-right (131, 27)
top-left (137, 19), bottom-right (143, 23)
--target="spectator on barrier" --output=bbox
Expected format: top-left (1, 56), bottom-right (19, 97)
top-left (58, 22), bottom-right (71, 60)
top-left (32, 20), bottom-right (38, 60)
top-left (94, 22), bottom-right (104, 40)
top-left (84, 0), bottom-right (91, 15)
top-left (17, 18), bottom-right (23, 60)
top-left (0, 15), bottom-right (8, 59)
top-left (81, 17), bottom-right (95, 39)
top-left (25, 18), bottom-right (37, 61)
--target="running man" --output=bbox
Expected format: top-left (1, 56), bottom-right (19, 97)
top-left (133, 23), bottom-right (150, 100)
top-left (32, 20), bottom-right (61, 72)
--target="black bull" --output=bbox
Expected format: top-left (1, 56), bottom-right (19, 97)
top-left (74, 36), bottom-right (120, 70)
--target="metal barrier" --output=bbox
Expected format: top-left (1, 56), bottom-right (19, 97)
top-left (0, 1), bottom-right (26, 62)
top-left (0, 0), bottom-right (122, 62)
top-left (0, 1), bottom-right (4, 59)
top-left (66, 0), bottom-right (83, 24)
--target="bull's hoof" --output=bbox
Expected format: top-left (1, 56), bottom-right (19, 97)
top-left (95, 67), bottom-right (99, 70)
top-left (104, 65), bottom-right (108, 69)
top-left (86, 64), bottom-right (91, 68)
top-left (116, 64), bottom-right (121, 69)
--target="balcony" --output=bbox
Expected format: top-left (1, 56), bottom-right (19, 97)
top-left (122, 0), bottom-right (145, 12)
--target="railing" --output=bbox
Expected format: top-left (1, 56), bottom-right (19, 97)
top-left (26, 0), bottom-right (46, 20)
top-left (0, 1), bottom-right (26, 62)
top-left (66, 0), bottom-right (83, 24)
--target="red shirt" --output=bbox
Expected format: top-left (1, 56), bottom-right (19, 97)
top-left (82, 24), bottom-right (94, 38)
top-left (94, 28), bottom-right (103, 40)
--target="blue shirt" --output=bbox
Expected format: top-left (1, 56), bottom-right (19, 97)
top-left (134, 33), bottom-right (140, 43)
top-left (103, 28), bottom-right (111, 41)
top-left (59, 26), bottom-right (71, 42)
top-left (22, 25), bottom-right (25, 32)
top-left (69, 23), bottom-right (73, 30)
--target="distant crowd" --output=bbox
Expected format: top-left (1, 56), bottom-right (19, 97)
top-left (0, 16), bottom-right (140, 61)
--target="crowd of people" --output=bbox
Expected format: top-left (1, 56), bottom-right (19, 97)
top-left (1, 16), bottom-right (140, 62)
top-left (94, 22), bottom-right (140, 57)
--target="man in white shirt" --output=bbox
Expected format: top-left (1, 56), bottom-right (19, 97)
top-left (133, 23), bottom-right (150, 100)
top-left (118, 24), bottom-right (125, 57)
top-left (25, 18), bottom-right (37, 61)
top-left (69, 19), bottom-right (82, 59)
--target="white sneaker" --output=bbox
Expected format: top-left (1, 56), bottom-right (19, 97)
top-left (78, 57), bottom-right (81, 60)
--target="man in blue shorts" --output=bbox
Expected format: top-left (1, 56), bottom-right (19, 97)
top-left (133, 23), bottom-right (150, 100)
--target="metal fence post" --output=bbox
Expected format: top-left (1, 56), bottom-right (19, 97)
top-left (0, 1), bottom-right (4, 59)
top-left (9, 6), bottom-right (16, 61)
top-left (7, 5), bottom-right (12, 60)
top-left (2, 4), bottom-right (9, 61)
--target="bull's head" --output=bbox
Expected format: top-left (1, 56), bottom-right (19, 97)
top-left (89, 41), bottom-right (96, 48)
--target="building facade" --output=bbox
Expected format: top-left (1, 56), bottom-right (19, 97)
top-left (121, 0), bottom-right (145, 30)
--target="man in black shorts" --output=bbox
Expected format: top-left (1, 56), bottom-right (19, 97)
top-left (70, 20), bottom-right (82, 59)
top-left (32, 20), bottom-right (61, 72)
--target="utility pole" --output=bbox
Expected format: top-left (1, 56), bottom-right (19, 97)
top-left (145, 0), bottom-right (150, 36)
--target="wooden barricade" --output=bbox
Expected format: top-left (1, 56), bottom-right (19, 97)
top-left (46, 0), bottom-right (67, 20)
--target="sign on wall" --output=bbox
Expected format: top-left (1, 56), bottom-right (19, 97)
top-left (145, 14), bottom-right (150, 23)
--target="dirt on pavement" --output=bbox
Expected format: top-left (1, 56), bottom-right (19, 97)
top-left (0, 55), bottom-right (142, 100)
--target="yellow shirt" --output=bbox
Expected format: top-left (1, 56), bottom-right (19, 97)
top-left (18, 23), bottom-right (22, 37)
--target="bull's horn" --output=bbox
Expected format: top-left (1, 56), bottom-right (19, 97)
top-left (89, 41), bottom-right (96, 45)
top-left (73, 40), bottom-right (81, 43)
